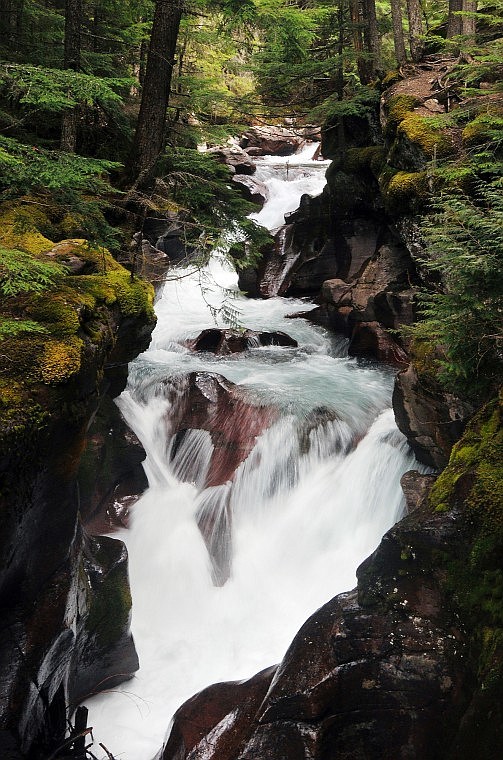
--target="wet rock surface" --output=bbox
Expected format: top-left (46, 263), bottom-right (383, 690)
top-left (393, 364), bottom-right (473, 470)
top-left (232, 174), bottom-right (269, 206)
top-left (239, 126), bottom-right (308, 156)
top-left (208, 145), bottom-right (257, 175)
top-left (187, 328), bottom-right (297, 354)
top-left (161, 476), bottom-right (471, 760)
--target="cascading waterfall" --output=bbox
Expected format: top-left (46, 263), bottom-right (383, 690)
top-left (86, 143), bottom-right (422, 759)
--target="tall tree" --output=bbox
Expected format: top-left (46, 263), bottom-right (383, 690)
top-left (129, 0), bottom-right (185, 187)
top-left (61, 0), bottom-right (82, 152)
top-left (390, 0), bottom-right (407, 65)
top-left (447, 0), bottom-right (476, 39)
top-left (406, 0), bottom-right (424, 62)
top-left (362, 0), bottom-right (381, 77)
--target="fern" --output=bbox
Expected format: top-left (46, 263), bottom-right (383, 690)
top-left (0, 318), bottom-right (49, 338)
top-left (0, 247), bottom-right (66, 296)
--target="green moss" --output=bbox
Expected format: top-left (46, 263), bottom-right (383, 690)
top-left (105, 269), bottom-right (155, 319)
top-left (85, 539), bottom-right (132, 649)
top-left (384, 94), bottom-right (421, 138)
top-left (398, 114), bottom-right (453, 157)
top-left (380, 168), bottom-right (429, 214)
top-left (462, 111), bottom-right (503, 146)
top-left (382, 71), bottom-right (401, 88)
top-left (343, 146), bottom-right (387, 175)
top-left (39, 336), bottom-right (83, 384)
top-left (0, 204), bottom-right (54, 254)
top-left (430, 397), bottom-right (503, 526)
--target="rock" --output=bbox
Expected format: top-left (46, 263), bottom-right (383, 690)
top-left (160, 372), bottom-right (277, 582)
top-left (78, 395), bottom-right (147, 534)
top-left (400, 471), bottom-right (437, 513)
top-left (393, 364), bottom-right (473, 470)
top-left (159, 477), bottom-right (470, 760)
top-left (232, 174), bottom-right (269, 206)
top-left (163, 372), bottom-right (277, 489)
top-left (239, 126), bottom-right (306, 156)
top-left (348, 321), bottom-right (409, 367)
top-left (162, 667), bottom-right (277, 760)
top-left (208, 146), bottom-right (256, 175)
top-left (187, 329), bottom-right (297, 354)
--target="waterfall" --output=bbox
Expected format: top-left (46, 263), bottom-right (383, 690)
top-left (85, 144), bottom-right (420, 760)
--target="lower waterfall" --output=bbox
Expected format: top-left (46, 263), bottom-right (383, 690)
top-left (85, 146), bottom-right (421, 759)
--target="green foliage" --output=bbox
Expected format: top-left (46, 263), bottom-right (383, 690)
top-left (161, 147), bottom-right (271, 267)
top-left (0, 246), bottom-right (66, 296)
top-left (310, 86), bottom-right (380, 123)
top-left (411, 179), bottom-right (503, 399)
top-left (0, 318), bottom-right (49, 338)
top-left (0, 64), bottom-right (130, 113)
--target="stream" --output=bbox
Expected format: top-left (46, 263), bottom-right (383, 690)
top-left (85, 143), bottom-right (421, 759)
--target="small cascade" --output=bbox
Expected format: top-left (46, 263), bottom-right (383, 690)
top-left (85, 142), bottom-right (423, 760)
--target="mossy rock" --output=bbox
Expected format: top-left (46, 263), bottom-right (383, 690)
top-left (342, 146), bottom-right (387, 176)
top-left (384, 94), bottom-right (422, 138)
top-left (0, 204), bottom-right (54, 255)
top-left (462, 110), bottom-right (503, 147)
top-left (379, 167), bottom-right (429, 214)
top-left (398, 114), bottom-right (453, 158)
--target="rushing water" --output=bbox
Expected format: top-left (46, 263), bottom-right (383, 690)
top-left (86, 144), bottom-right (420, 759)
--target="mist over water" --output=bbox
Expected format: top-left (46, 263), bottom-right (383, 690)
top-left (85, 145), bottom-right (419, 759)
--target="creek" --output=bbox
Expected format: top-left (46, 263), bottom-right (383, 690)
top-left (86, 143), bottom-right (420, 759)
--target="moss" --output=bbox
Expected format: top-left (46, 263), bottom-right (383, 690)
top-left (39, 336), bottom-right (83, 384)
top-left (382, 71), bottom-right (401, 88)
top-left (0, 204), bottom-right (54, 254)
top-left (105, 269), bottom-right (155, 319)
top-left (24, 291), bottom-right (81, 338)
top-left (398, 114), bottom-right (453, 157)
top-left (384, 94), bottom-right (421, 138)
top-left (85, 539), bottom-right (132, 649)
top-left (380, 168), bottom-right (429, 214)
top-left (429, 396), bottom-right (503, 525)
top-left (462, 111), bottom-right (503, 146)
top-left (343, 146), bottom-right (387, 176)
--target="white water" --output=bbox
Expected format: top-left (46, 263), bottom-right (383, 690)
top-left (86, 144), bottom-right (420, 759)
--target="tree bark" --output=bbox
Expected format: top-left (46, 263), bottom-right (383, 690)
top-left (447, 0), bottom-right (476, 40)
top-left (406, 0), bottom-right (424, 62)
top-left (349, 0), bottom-right (370, 84)
top-left (390, 0), bottom-right (407, 65)
top-left (129, 0), bottom-right (185, 188)
top-left (362, 0), bottom-right (381, 77)
top-left (61, 0), bottom-right (82, 152)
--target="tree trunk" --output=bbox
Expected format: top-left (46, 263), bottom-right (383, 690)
top-left (390, 0), bottom-right (407, 65)
top-left (362, 0), bottom-right (381, 77)
top-left (61, 0), bottom-right (82, 152)
top-left (406, 0), bottom-right (424, 62)
top-left (129, 0), bottom-right (185, 188)
top-left (448, 0), bottom-right (476, 41)
top-left (349, 0), bottom-right (368, 84)
top-left (447, 0), bottom-right (463, 37)
top-left (0, 0), bottom-right (12, 47)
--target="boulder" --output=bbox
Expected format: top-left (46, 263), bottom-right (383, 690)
top-left (163, 372), bottom-right (277, 489)
top-left (78, 395), bottom-right (147, 534)
top-left (160, 476), bottom-right (470, 760)
top-left (239, 126), bottom-right (306, 156)
top-left (187, 329), bottom-right (297, 354)
top-left (393, 364), bottom-right (473, 470)
top-left (348, 321), bottom-right (409, 367)
top-left (162, 667), bottom-right (277, 760)
top-left (208, 146), bottom-right (256, 175)
top-left (232, 174), bottom-right (269, 207)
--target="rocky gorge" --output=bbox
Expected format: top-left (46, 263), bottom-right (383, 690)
top-left (0, 75), bottom-right (501, 760)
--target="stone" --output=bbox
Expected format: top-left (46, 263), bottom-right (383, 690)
top-left (393, 364), bottom-right (473, 470)
top-left (239, 126), bottom-right (306, 156)
top-left (208, 146), bottom-right (256, 175)
top-left (232, 174), bottom-right (269, 206)
top-left (187, 329), bottom-right (297, 355)
top-left (347, 321), bottom-right (409, 367)
top-left (162, 666), bottom-right (277, 760)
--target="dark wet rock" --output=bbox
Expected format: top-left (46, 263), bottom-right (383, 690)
top-left (393, 364), bottom-right (473, 470)
top-left (160, 474), bottom-right (471, 760)
top-left (239, 126), bottom-right (306, 156)
top-left (232, 174), bottom-right (269, 206)
top-left (0, 292), bottom-right (153, 756)
top-left (163, 372), bottom-right (277, 489)
top-left (187, 328), bottom-right (297, 355)
top-left (400, 471), bottom-right (437, 513)
top-left (162, 667), bottom-right (277, 760)
top-left (208, 146), bottom-right (256, 175)
top-left (348, 321), bottom-right (409, 367)
top-left (79, 395), bottom-right (147, 534)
